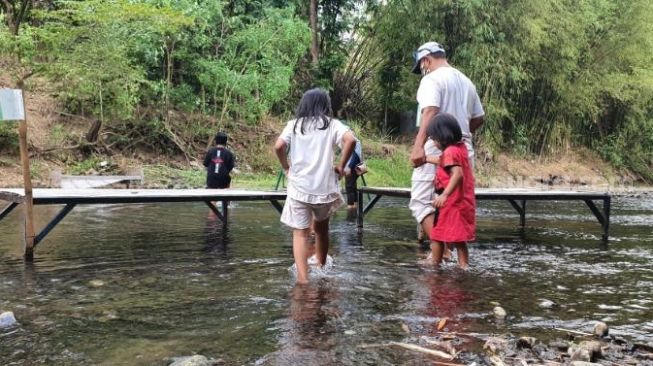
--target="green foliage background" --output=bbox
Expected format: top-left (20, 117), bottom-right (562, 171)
top-left (1, 0), bottom-right (652, 181)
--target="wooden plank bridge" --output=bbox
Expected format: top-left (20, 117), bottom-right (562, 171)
top-left (357, 187), bottom-right (611, 240)
top-left (0, 187), bottom-right (611, 259)
top-left (0, 188), bottom-right (287, 256)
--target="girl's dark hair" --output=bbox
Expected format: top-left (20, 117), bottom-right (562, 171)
top-left (426, 113), bottom-right (462, 149)
top-left (294, 88), bottom-right (332, 134)
top-left (215, 132), bottom-right (228, 145)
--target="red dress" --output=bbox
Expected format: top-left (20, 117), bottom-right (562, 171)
top-left (430, 142), bottom-right (476, 243)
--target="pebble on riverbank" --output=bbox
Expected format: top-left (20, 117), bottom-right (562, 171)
top-left (167, 355), bottom-right (223, 366)
top-left (492, 306), bottom-right (507, 320)
top-left (0, 311), bottom-right (17, 328)
top-left (593, 321), bottom-right (609, 337)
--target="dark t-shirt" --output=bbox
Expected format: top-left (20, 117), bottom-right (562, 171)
top-left (203, 147), bottom-right (235, 188)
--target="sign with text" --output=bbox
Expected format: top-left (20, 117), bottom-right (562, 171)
top-left (0, 89), bottom-right (25, 121)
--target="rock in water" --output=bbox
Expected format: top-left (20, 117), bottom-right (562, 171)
top-left (88, 280), bottom-right (105, 288)
top-left (493, 306), bottom-right (507, 320)
top-left (0, 311), bottom-right (17, 328)
top-left (538, 299), bottom-right (555, 308)
top-left (570, 347), bottom-right (591, 362)
top-left (168, 355), bottom-right (214, 366)
top-left (593, 321), bottom-right (609, 337)
top-left (517, 336), bottom-right (537, 349)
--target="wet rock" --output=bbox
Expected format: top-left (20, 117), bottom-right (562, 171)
top-left (88, 280), bottom-right (105, 288)
top-left (538, 299), bottom-right (556, 308)
top-left (579, 340), bottom-right (603, 360)
top-left (493, 306), bottom-right (507, 320)
top-left (517, 336), bottom-right (537, 349)
top-left (570, 347), bottom-right (592, 362)
top-left (593, 321), bottom-right (609, 337)
top-left (0, 311), bottom-right (17, 328)
top-left (483, 337), bottom-right (509, 356)
top-left (549, 340), bottom-right (569, 351)
top-left (168, 355), bottom-right (222, 366)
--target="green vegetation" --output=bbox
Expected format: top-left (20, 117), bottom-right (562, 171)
top-left (1, 0), bottom-right (652, 182)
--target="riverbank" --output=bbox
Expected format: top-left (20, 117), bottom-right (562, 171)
top-left (0, 72), bottom-right (647, 192)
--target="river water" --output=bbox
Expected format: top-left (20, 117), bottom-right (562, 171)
top-left (0, 194), bottom-right (652, 365)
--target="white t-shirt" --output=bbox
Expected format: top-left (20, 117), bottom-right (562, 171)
top-left (416, 66), bottom-right (484, 155)
top-left (279, 117), bottom-right (351, 203)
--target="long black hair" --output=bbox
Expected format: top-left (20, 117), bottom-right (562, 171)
top-left (427, 113), bottom-right (462, 149)
top-left (294, 88), bottom-right (332, 134)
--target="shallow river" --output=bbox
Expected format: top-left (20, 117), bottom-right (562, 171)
top-left (0, 194), bottom-right (652, 365)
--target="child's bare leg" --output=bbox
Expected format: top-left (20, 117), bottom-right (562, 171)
top-left (429, 241), bottom-right (445, 265)
top-left (421, 213), bottom-right (451, 259)
top-left (454, 242), bottom-right (469, 269)
top-left (293, 228), bottom-right (311, 283)
top-left (313, 218), bottom-right (330, 267)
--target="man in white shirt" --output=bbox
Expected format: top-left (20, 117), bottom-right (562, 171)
top-left (408, 41), bottom-right (485, 243)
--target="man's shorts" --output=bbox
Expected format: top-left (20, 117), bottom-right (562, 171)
top-left (409, 178), bottom-right (435, 224)
top-left (281, 195), bottom-right (344, 230)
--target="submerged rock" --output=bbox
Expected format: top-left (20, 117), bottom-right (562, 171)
top-left (168, 355), bottom-right (221, 366)
top-left (493, 306), bottom-right (507, 320)
top-left (0, 311), bottom-right (17, 328)
top-left (570, 347), bottom-right (591, 362)
top-left (593, 321), bottom-right (609, 337)
top-left (538, 299), bottom-right (555, 308)
top-left (517, 336), bottom-right (537, 349)
top-left (88, 280), bottom-right (105, 288)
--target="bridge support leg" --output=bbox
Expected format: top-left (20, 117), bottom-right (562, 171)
top-left (585, 197), bottom-right (610, 241)
top-left (508, 199), bottom-right (527, 227)
top-left (34, 203), bottom-right (77, 248)
top-left (0, 202), bottom-right (18, 222)
top-left (204, 201), bottom-right (226, 224)
top-left (357, 190), bottom-right (364, 228)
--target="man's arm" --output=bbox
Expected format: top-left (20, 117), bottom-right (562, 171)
top-left (410, 106), bottom-right (439, 167)
top-left (470, 116), bottom-right (484, 134)
top-left (274, 138), bottom-right (289, 174)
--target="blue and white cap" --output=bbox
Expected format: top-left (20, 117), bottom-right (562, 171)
top-left (411, 41), bottom-right (446, 74)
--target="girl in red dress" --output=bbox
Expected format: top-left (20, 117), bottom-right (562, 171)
top-left (424, 113), bottom-right (476, 268)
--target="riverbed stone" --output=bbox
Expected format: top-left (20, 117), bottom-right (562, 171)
top-left (517, 336), bottom-right (537, 349)
top-left (593, 321), bottom-right (609, 337)
top-left (88, 280), bottom-right (105, 288)
top-left (493, 306), bottom-right (507, 320)
top-left (570, 347), bottom-right (592, 362)
top-left (569, 362), bottom-right (602, 366)
top-left (0, 311), bottom-right (17, 328)
top-left (538, 299), bottom-right (555, 308)
top-left (168, 355), bottom-right (220, 366)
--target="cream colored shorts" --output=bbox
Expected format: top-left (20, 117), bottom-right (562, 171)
top-left (409, 178), bottom-right (435, 224)
top-left (280, 195), bottom-right (344, 230)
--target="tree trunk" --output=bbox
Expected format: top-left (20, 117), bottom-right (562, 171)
top-left (309, 0), bottom-right (319, 66)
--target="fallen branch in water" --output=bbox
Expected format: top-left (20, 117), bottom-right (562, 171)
top-left (552, 327), bottom-right (593, 337)
top-left (389, 341), bottom-right (455, 360)
top-left (435, 331), bottom-right (488, 339)
top-left (359, 341), bottom-right (455, 360)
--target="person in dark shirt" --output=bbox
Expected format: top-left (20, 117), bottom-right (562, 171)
top-left (203, 132), bottom-right (235, 189)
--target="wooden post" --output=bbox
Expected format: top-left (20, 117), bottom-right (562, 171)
top-left (17, 94), bottom-right (35, 261)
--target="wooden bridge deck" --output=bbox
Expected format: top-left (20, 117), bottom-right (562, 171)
top-left (0, 186), bottom-right (612, 258)
top-left (0, 188), bottom-right (287, 250)
top-left (357, 187), bottom-right (611, 240)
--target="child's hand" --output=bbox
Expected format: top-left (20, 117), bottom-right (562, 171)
top-left (334, 165), bottom-right (346, 178)
top-left (433, 193), bottom-right (449, 208)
